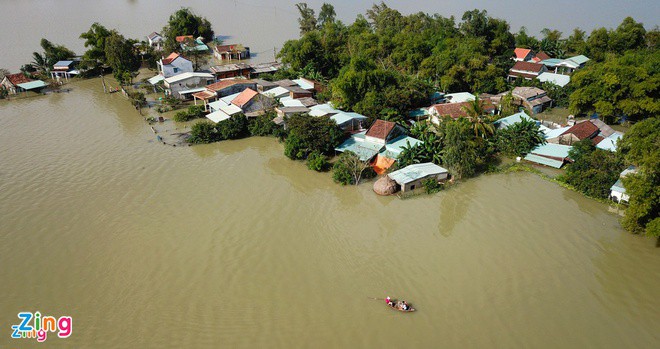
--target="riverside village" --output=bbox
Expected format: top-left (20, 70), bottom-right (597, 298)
top-left (1, 3), bottom-right (658, 239)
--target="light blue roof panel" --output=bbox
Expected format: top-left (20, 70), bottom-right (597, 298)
top-left (541, 58), bottom-right (562, 67)
top-left (495, 111), bottom-right (534, 129)
top-left (388, 163), bottom-right (448, 185)
top-left (610, 178), bottom-right (626, 193)
top-left (529, 143), bottom-right (572, 159)
top-left (524, 154), bottom-right (564, 168)
top-left (335, 136), bottom-right (382, 161)
top-left (384, 135), bottom-right (422, 158)
top-left (17, 80), bottom-right (47, 90)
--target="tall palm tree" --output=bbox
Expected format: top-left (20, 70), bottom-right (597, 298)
top-left (31, 52), bottom-right (51, 75)
top-left (461, 94), bottom-right (495, 139)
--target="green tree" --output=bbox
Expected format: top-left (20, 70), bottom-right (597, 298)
top-left (80, 23), bottom-right (112, 69)
top-left (248, 111), bottom-right (279, 136)
top-left (441, 119), bottom-right (478, 179)
top-left (499, 91), bottom-right (518, 116)
top-left (31, 39), bottom-right (75, 75)
top-left (618, 117), bottom-right (660, 237)
top-left (569, 50), bottom-right (660, 123)
top-left (295, 3), bottom-right (317, 35)
top-left (332, 151), bottom-right (372, 185)
top-left (306, 151), bottom-right (330, 171)
top-left (565, 28), bottom-right (587, 55)
top-left (217, 114), bottom-right (248, 139)
top-left (318, 3), bottom-right (336, 27)
top-left (461, 96), bottom-right (495, 139)
top-left (515, 26), bottom-right (540, 49)
top-left (560, 139), bottom-right (624, 198)
top-left (162, 8), bottom-right (214, 53)
top-left (586, 27), bottom-right (610, 61)
top-left (284, 114), bottom-right (344, 159)
top-left (189, 121), bottom-right (219, 144)
top-left (104, 32), bottom-right (140, 83)
top-left (610, 17), bottom-right (647, 53)
top-left (496, 119), bottom-right (546, 157)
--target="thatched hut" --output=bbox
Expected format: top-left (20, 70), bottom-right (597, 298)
top-left (373, 175), bottom-right (399, 196)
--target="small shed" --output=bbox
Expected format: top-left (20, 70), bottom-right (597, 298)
top-left (388, 163), bottom-right (449, 193)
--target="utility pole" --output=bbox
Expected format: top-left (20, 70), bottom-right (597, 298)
top-left (100, 74), bottom-right (107, 93)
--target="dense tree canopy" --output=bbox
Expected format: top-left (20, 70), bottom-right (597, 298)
top-left (162, 8), bottom-right (214, 52)
top-left (104, 32), bottom-right (140, 83)
top-left (283, 114), bottom-right (344, 160)
top-left (569, 50), bottom-right (660, 123)
top-left (560, 139), bottom-right (624, 199)
top-left (80, 23), bottom-right (113, 70)
top-left (618, 117), bottom-right (660, 237)
top-left (31, 39), bottom-right (75, 75)
top-left (496, 119), bottom-right (546, 157)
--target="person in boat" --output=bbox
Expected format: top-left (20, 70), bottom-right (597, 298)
top-left (400, 301), bottom-right (409, 311)
top-left (385, 296), bottom-right (393, 306)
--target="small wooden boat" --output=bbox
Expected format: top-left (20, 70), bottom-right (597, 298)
top-left (387, 300), bottom-right (416, 312)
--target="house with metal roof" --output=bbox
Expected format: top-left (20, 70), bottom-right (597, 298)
top-left (512, 87), bottom-right (553, 114)
top-left (331, 112), bottom-right (368, 132)
top-left (178, 36), bottom-right (209, 52)
top-left (50, 60), bottom-right (80, 81)
top-left (596, 132), bottom-right (623, 152)
top-left (260, 86), bottom-right (290, 99)
top-left (610, 166), bottom-right (637, 203)
top-left (508, 61), bottom-right (547, 81)
top-left (388, 163), bottom-right (449, 193)
top-left (537, 72), bottom-right (570, 87)
top-left (249, 62), bottom-right (282, 77)
top-left (210, 63), bottom-right (251, 79)
top-left (164, 72), bottom-right (214, 99)
top-left (555, 55), bottom-right (590, 74)
top-left (546, 120), bottom-right (599, 145)
top-left (309, 103), bottom-right (340, 117)
top-left (444, 92), bottom-right (476, 104)
top-left (494, 111), bottom-right (535, 129)
top-left (1, 73), bottom-right (46, 95)
top-left (214, 44), bottom-right (250, 60)
top-left (335, 119), bottom-right (422, 175)
top-left (541, 58), bottom-right (563, 69)
top-left (523, 143), bottom-right (573, 168)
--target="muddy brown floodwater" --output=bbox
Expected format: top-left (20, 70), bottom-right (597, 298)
top-left (1, 79), bottom-right (658, 348)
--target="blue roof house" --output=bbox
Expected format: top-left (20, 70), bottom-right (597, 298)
top-left (610, 166), bottom-right (637, 203)
top-left (494, 111), bottom-right (535, 129)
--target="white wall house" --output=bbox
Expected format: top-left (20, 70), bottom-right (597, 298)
top-left (164, 72), bottom-right (214, 99)
top-left (157, 53), bottom-right (193, 78)
top-left (147, 32), bottom-right (163, 50)
top-left (610, 166), bottom-right (637, 203)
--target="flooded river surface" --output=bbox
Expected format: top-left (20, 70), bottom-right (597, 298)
top-left (1, 79), bottom-right (659, 348)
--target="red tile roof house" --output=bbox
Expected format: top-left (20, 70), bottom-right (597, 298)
top-left (531, 51), bottom-right (551, 63)
top-left (508, 61), bottom-right (548, 81)
top-left (546, 120), bottom-right (600, 145)
top-left (230, 88), bottom-right (275, 116)
top-left (513, 48), bottom-right (534, 62)
top-left (427, 100), bottom-right (496, 124)
top-left (157, 52), bottom-right (194, 78)
top-left (365, 119), bottom-right (407, 145)
top-left (1, 73), bottom-right (32, 94)
top-left (205, 79), bottom-right (258, 98)
top-left (214, 44), bottom-right (250, 61)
